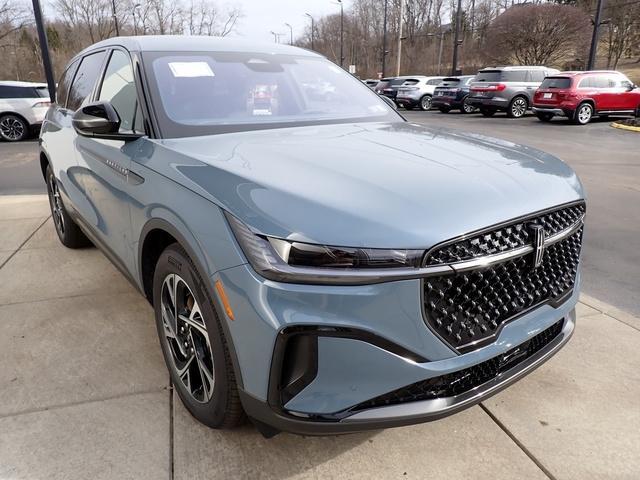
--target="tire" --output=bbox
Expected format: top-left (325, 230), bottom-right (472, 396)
top-left (45, 165), bottom-right (92, 248)
top-left (536, 112), bottom-right (554, 122)
top-left (480, 107), bottom-right (496, 117)
top-left (153, 243), bottom-right (244, 429)
top-left (573, 102), bottom-right (593, 125)
top-left (419, 95), bottom-right (432, 111)
top-left (507, 96), bottom-right (528, 118)
top-left (461, 97), bottom-right (476, 114)
top-left (439, 106), bottom-right (451, 113)
top-left (0, 114), bottom-right (29, 142)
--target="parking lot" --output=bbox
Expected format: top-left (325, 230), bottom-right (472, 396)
top-left (0, 111), bottom-right (639, 479)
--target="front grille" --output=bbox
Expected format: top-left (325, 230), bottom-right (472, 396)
top-left (426, 203), bottom-right (585, 266)
top-left (353, 319), bottom-right (564, 411)
top-left (422, 202), bottom-right (584, 353)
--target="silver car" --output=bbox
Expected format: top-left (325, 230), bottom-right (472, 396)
top-left (395, 76), bottom-right (445, 110)
top-left (468, 66), bottom-right (559, 118)
top-left (0, 81), bottom-right (51, 141)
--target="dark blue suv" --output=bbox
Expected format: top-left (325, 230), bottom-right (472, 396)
top-left (432, 76), bottom-right (476, 114)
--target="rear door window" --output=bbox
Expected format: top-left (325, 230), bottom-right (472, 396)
top-left (502, 71), bottom-right (527, 82)
top-left (527, 70), bottom-right (545, 82)
top-left (475, 71), bottom-right (502, 82)
top-left (67, 51), bottom-right (107, 111)
top-left (540, 77), bottom-right (572, 89)
top-left (0, 86), bottom-right (38, 98)
top-left (578, 77), bottom-right (593, 88)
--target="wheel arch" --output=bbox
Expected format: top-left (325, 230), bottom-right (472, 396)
top-left (138, 216), bottom-right (246, 390)
top-left (39, 150), bottom-right (50, 179)
top-left (0, 110), bottom-right (30, 125)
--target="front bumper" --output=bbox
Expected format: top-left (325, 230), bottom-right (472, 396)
top-left (240, 307), bottom-right (575, 435)
top-left (216, 262), bottom-right (580, 435)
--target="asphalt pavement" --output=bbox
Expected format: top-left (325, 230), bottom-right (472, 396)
top-left (1, 112), bottom-right (638, 315)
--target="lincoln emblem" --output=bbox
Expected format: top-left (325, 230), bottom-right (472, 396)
top-left (530, 224), bottom-right (546, 269)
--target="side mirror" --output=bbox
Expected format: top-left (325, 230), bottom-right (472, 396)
top-left (623, 81), bottom-right (635, 91)
top-left (380, 95), bottom-right (398, 110)
top-left (72, 101), bottom-right (142, 141)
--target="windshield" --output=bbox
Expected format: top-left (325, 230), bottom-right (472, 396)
top-left (540, 77), bottom-right (572, 89)
top-left (144, 52), bottom-right (399, 137)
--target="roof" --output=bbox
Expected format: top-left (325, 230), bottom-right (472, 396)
top-left (554, 70), bottom-right (623, 76)
top-left (77, 35), bottom-right (321, 57)
top-left (479, 66), bottom-right (552, 70)
top-left (0, 81), bottom-right (47, 87)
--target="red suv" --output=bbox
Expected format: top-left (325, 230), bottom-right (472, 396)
top-left (532, 71), bottom-right (640, 125)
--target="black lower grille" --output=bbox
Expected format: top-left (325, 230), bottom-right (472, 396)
top-left (353, 319), bottom-right (564, 412)
top-left (423, 227), bottom-right (582, 352)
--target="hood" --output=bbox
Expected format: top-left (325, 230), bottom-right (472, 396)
top-left (140, 121), bottom-right (583, 249)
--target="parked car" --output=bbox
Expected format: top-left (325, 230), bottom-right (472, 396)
top-left (362, 79), bottom-right (379, 89)
top-left (41, 36), bottom-right (585, 437)
top-left (0, 81), bottom-right (51, 141)
top-left (532, 71), bottom-right (640, 125)
top-left (395, 76), bottom-right (445, 110)
top-left (432, 76), bottom-right (476, 113)
top-left (374, 77), bottom-right (392, 95)
top-left (468, 66), bottom-right (559, 118)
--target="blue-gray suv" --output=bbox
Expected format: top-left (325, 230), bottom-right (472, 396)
top-left (40, 36), bottom-right (585, 437)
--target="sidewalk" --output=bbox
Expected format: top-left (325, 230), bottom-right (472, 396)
top-left (1, 195), bottom-right (638, 480)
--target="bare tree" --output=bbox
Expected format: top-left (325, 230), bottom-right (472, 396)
top-left (184, 0), bottom-right (241, 36)
top-left (604, 0), bottom-right (640, 69)
top-left (0, 0), bottom-right (31, 44)
top-left (484, 4), bottom-right (590, 65)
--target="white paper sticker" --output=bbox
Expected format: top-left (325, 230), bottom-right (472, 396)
top-left (168, 62), bottom-right (215, 78)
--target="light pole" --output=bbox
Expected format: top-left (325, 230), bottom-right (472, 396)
top-left (284, 22), bottom-right (293, 45)
top-left (336, 0), bottom-right (344, 67)
top-left (305, 13), bottom-right (315, 50)
top-left (381, 0), bottom-right (388, 77)
top-left (587, 0), bottom-right (606, 70)
top-left (396, 0), bottom-right (405, 76)
top-left (31, 0), bottom-right (55, 102)
top-left (451, 0), bottom-right (463, 75)
top-left (133, 3), bottom-right (141, 35)
top-left (270, 30), bottom-right (279, 43)
top-left (111, 0), bottom-right (120, 36)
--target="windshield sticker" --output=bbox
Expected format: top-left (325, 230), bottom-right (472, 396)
top-left (168, 62), bottom-right (215, 78)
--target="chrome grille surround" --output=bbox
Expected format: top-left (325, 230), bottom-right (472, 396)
top-left (422, 201), bottom-right (585, 353)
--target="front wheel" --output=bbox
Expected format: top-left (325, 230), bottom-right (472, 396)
top-left (573, 103), bottom-right (593, 125)
top-left (153, 243), bottom-right (244, 429)
top-left (507, 96), bottom-right (528, 118)
top-left (0, 114), bottom-right (29, 142)
top-left (419, 95), bottom-right (432, 111)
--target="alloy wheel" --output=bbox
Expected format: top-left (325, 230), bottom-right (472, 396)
top-left (161, 273), bottom-right (215, 403)
top-left (420, 95), bottom-right (432, 110)
top-left (0, 115), bottom-right (25, 141)
top-left (577, 104), bottom-right (592, 124)
top-left (462, 98), bottom-right (475, 113)
top-left (510, 97), bottom-right (527, 118)
top-left (47, 174), bottom-right (65, 235)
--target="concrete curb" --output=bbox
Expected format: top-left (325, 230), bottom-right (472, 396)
top-left (611, 121), bottom-right (640, 132)
top-left (579, 293), bottom-right (640, 331)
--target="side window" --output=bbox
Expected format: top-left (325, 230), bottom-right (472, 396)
top-left (427, 78), bottom-right (442, 85)
top-left (67, 51), bottom-right (107, 111)
top-left (593, 76), bottom-right (609, 89)
top-left (503, 71), bottom-right (527, 82)
top-left (0, 86), bottom-right (35, 99)
top-left (98, 50), bottom-right (140, 133)
top-left (578, 77), bottom-right (593, 88)
top-left (527, 70), bottom-right (545, 82)
top-left (56, 59), bottom-right (79, 107)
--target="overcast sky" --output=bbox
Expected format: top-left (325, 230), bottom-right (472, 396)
top-left (230, 0), bottom-right (352, 43)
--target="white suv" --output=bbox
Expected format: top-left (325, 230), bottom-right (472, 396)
top-left (0, 81), bottom-right (51, 141)
top-left (395, 76), bottom-right (445, 110)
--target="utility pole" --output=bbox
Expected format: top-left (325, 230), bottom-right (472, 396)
top-left (305, 13), bottom-right (315, 51)
top-left (395, 0), bottom-right (405, 76)
top-left (284, 23), bottom-right (293, 45)
top-left (337, 0), bottom-right (344, 67)
top-left (111, 0), bottom-right (120, 36)
top-left (381, 0), bottom-right (388, 77)
top-left (587, 0), bottom-right (606, 70)
top-left (438, 31), bottom-right (445, 75)
top-left (451, 0), bottom-right (463, 75)
top-left (31, 0), bottom-right (55, 102)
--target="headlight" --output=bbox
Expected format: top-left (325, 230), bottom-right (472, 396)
top-left (224, 212), bottom-right (448, 285)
